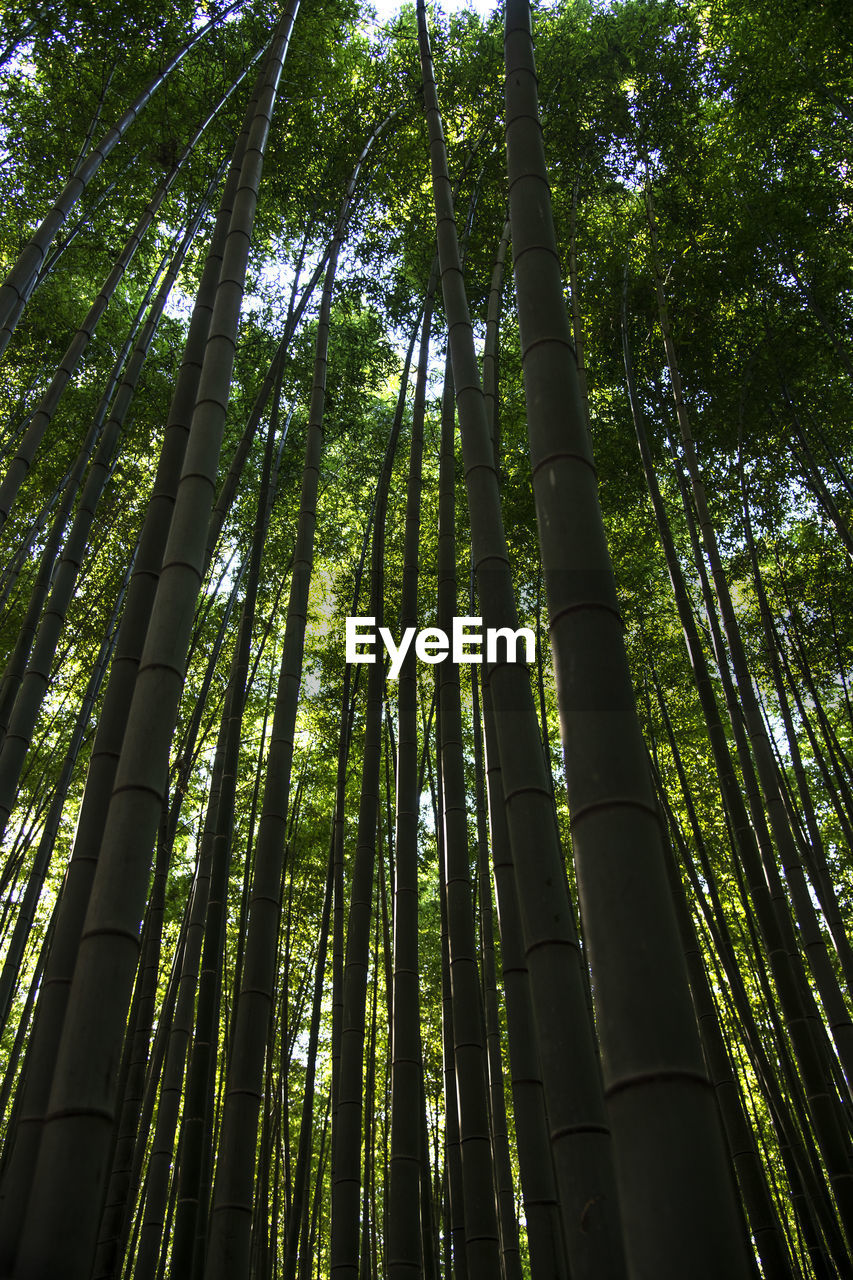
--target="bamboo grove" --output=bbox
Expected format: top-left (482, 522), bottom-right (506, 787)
top-left (0, 0), bottom-right (851, 1275)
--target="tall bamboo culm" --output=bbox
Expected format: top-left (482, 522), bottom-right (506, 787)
top-left (503, 2), bottom-right (750, 1274)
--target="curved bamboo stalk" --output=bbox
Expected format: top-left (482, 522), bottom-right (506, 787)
top-left (0, 54), bottom-right (260, 533)
top-left (0, 199), bottom-right (210, 842)
top-left (6, 11), bottom-right (298, 1274)
top-left (0, 0), bottom-right (247, 360)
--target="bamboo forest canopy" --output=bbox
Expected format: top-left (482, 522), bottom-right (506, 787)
top-left (0, 0), bottom-right (851, 1277)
